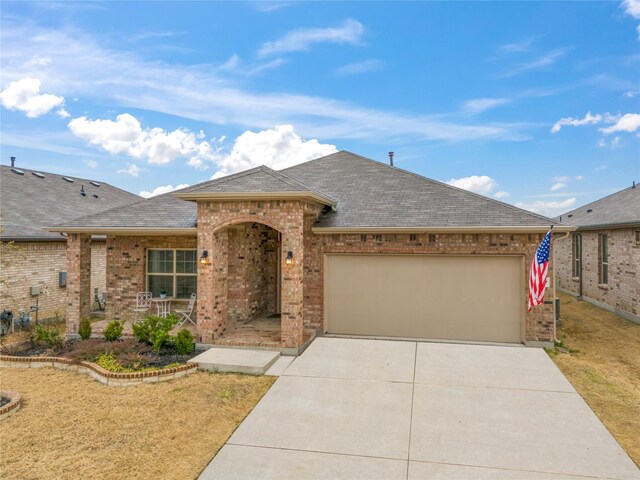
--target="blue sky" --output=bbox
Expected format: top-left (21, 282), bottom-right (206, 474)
top-left (1, 1), bottom-right (638, 217)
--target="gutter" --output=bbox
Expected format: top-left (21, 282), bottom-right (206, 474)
top-left (311, 225), bottom-right (576, 234)
top-left (174, 191), bottom-right (337, 208)
top-left (44, 227), bottom-right (197, 236)
top-left (573, 221), bottom-right (640, 231)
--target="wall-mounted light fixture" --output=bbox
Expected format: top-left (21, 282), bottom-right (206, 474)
top-left (200, 250), bottom-right (210, 265)
top-left (285, 251), bottom-right (293, 265)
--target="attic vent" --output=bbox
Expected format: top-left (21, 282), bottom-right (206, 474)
top-left (62, 177), bottom-right (74, 183)
top-left (586, 209), bottom-right (593, 213)
top-left (93, 194), bottom-right (99, 199)
top-left (568, 214), bottom-right (573, 218)
top-left (90, 181), bottom-right (100, 187)
top-left (32, 172), bottom-right (45, 178)
top-left (10, 168), bottom-right (24, 175)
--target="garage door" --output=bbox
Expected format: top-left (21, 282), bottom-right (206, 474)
top-left (324, 255), bottom-right (523, 343)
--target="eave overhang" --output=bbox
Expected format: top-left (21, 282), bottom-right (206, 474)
top-left (311, 225), bottom-right (576, 234)
top-left (174, 191), bottom-right (337, 208)
top-left (44, 227), bottom-right (197, 236)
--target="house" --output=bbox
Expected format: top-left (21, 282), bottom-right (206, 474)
top-left (0, 161), bottom-right (139, 322)
top-left (48, 151), bottom-right (572, 351)
top-left (554, 184), bottom-right (640, 323)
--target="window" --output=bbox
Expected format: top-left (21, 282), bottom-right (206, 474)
top-left (598, 234), bottom-right (608, 284)
top-left (636, 230), bottom-right (640, 245)
top-left (147, 249), bottom-right (197, 298)
top-left (571, 234), bottom-right (581, 277)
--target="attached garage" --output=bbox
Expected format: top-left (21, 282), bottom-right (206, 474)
top-left (324, 254), bottom-right (524, 344)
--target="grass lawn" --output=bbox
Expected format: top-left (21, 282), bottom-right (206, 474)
top-left (550, 292), bottom-right (640, 467)
top-left (0, 368), bottom-right (275, 480)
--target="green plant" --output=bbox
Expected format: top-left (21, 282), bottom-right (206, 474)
top-left (173, 328), bottom-right (194, 355)
top-left (78, 318), bottom-right (92, 340)
top-left (104, 320), bottom-right (123, 342)
top-left (133, 314), bottom-right (178, 353)
top-left (33, 324), bottom-right (64, 351)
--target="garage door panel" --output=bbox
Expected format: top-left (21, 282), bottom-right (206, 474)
top-left (325, 255), bottom-right (523, 344)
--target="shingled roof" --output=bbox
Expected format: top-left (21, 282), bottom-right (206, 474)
top-left (554, 184), bottom-right (640, 229)
top-left (49, 151), bottom-right (564, 233)
top-left (1, 165), bottom-right (139, 240)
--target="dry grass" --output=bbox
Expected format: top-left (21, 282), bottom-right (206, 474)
top-left (0, 368), bottom-right (275, 480)
top-left (550, 292), bottom-right (640, 467)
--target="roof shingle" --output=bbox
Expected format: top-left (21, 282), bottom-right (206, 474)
top-left (554, 185), bottom-right (640, 228)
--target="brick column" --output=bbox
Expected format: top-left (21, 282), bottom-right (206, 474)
top-left (66, 233), bottom-right (91, 336)
top-left (197, 228), bottom-right (228, 343)
top-left (281, 223), bottom-right (304, 349)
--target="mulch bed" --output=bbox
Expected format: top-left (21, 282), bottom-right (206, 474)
top-left (13, 338), bottom-right (200, 370)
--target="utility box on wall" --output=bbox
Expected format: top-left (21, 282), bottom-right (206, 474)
top-left (30, 286), bottom-right (41, 296)
top-left (59, 272), bottom-right (67, 287)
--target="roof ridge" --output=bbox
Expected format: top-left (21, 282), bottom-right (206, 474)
top-left (182, 166), bottom-right (265, 193)
top-left (286, 150), bottom-right (559, 225)
top-left (266, 166), bottom-right (338, 201)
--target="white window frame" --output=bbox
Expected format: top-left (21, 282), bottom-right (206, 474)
top-left (146, 248), bottom-right (197, 298)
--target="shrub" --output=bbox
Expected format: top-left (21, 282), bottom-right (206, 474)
top-left (104, 320), bottom-right (123, 342)
top-left (78, 318), bottom-right (92, 340)
top-left (65, 338), bottom-right (149, 362)
top-left (33, 324), bottom-right (64, 351)
top-left (95, 353), bottom-right (128, 373)
top-left (133, 314), bottom-right (178, 353)
top-left (173, 328), bottom-right (194, 355)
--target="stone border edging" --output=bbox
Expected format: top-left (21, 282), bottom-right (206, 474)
top-left (0, 355), bottom-right (198, 387)
top-left (0, 389), bottom-right (22, 420)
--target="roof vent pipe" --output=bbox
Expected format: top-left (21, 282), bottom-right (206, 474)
top-left (633, 181), bottom-right (636, 189)
top-left (388, 151), bottom-right (394, 167)
top-left (10, 156), bottom-right (15, 167)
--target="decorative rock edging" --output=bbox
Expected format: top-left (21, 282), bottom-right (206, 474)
top-left (0, 355), bottom-right (198, 387)
top-left (0, 390), bottom-right (22, 421)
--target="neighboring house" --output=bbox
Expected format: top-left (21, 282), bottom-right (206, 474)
top-left (49, 151), bottom-right (572, 350)
top-left (0, 162), bottom-right (139, 322)
top-left (554, 184), bottom-right (640, 323)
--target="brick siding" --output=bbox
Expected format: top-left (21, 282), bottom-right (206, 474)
top-left (556, 228), bottom-right (639, 318)
top-left (0, 240), bottom-right (105, 322)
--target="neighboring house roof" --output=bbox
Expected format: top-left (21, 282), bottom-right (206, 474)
top-left (554, 184), bottom-right (640, 230)
top-left (1, 165), bottom-right (139, 240)
top-left (49, 151), bottom-right (565, 234)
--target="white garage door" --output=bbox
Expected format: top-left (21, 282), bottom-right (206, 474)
top-left (324, 254), bottom-right (523, 344)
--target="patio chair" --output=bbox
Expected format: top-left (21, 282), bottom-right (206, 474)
top-left (133, 292), bottom-right (152, 321)
top-left (175, 293), bottom-right (196, 327)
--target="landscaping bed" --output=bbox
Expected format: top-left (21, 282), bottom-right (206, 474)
top-left (549, 292), bottom-right (640, 467)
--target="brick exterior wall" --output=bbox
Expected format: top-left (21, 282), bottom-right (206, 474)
top-left (68, 200), bottom-right (556, 348)
top-left (104, 236), bottom-right (197, 322)
top-left (556, 229), bottom-right (639, 319)
top-left (303, 231), bottom-right (555, 344)
top-left (0, 240), bottom-right (105, 322)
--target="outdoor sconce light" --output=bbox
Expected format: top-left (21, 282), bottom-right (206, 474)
top-left (200, 250), bottom-right (209, 265)
top-left (285, 251), bottom-right (293, 265)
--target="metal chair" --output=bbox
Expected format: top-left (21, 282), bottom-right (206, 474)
top-left (175, 293), bottom-right (196, 327)
top-left (133, 292), bottom-right (152, 321)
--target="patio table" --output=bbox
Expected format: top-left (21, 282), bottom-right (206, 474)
top-left (151, 297), bottom-right (172, 318)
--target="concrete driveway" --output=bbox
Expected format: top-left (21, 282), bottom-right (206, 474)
top-left (201, 337), bottom-right (639, 480)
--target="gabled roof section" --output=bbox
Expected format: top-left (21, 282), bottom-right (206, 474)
top-left (554, 185), bottom-right (640, 229)
top-left (1, 165), bottom-right (139, 240)
top-left (282, 151), bottom-right (565, 231)
top-left (174, 165), bottom-right (337, 206)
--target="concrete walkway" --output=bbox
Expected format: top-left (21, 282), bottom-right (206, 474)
top-left (201, 337), bottom-right (640, 480)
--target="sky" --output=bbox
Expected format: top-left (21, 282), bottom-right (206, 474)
top-left (1, 1), bottom-right (639, 217)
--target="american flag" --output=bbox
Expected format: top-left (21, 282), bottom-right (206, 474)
top-left (528, 230), bottom-right (552, 311)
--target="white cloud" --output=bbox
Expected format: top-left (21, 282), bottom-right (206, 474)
top-left (597, 138), bottom-right (607, 148)
top-left (0, 22), bottom-right (527, 143)
top-left (258, 19), bottom-right (364, 56)
top-left (552, 175), bottom-right (569, 182)
top-left (515, 198), bottom-right (577, 217)
top-left (68, 113), bottom-right (221, 167)
top-left (498, 36), bottom-right (538, 53)
top-left (599, 113), bottom-right (640, 134)
top-left (493, 191), bottom-right (510, 199)
top-left (446, 175), bottom-right (498, 195)
top-left (622, 0), bottom-right (640, 39)
top-left (334, 59), bottom-right (383, 76)
top-left (596, 164), bottom-right (608, 171)
top-left (551, 112), bottom-right (602, 133)
top-left (611, 136), bottom-right (623, 148)
top-left (576, 175), bottom-right (583, 181)
top-left (56, 107), bottom-right (70, 118)
top-left (117, 163), bottom-right (141, 177)
top-left (624, 90), bottom-right (638, 97)
top-left (140, 183), bottom-right (190, 198)
top-left (494, 47), bottom-right (572, 78)
top-left (0, 77), bottom-right (64, 118)
top-left (550, 182), bottom-right (566, 191)
top-left (83, 159), bottom-right (98, 168)
top-left (462, 97), bottom-right (511, 115)
top-left (211, 124), bottom-right (337, 178)
top-left (220, 54), bottom-right (288, 76)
